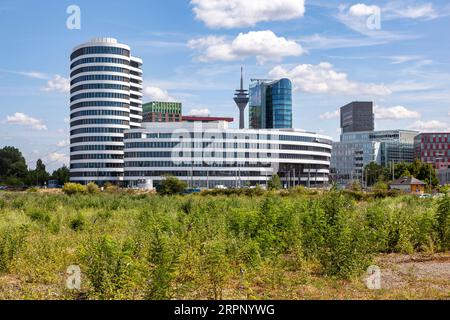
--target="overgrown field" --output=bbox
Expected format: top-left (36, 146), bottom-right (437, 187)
top-left (0, 190), bottom-right (449, 300)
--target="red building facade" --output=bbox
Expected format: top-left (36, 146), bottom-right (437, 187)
top-left (414, 133), bottom-right (450, 169)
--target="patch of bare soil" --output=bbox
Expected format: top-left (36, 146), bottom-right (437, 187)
top-left (376, 253), bottom-right (450, 296)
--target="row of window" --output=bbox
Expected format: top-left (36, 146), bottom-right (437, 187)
top-left (71, 101), bottom-right (129, 111)
top-left (130, 70), bottom-right (142, 77)
top-left (71, 57), bottom-right (130, 69)
top-left (71, 83), bottom-right (130, 94)
top-left (70, 172), bottom-right (124, 177)
top-left (124, 161), bottom-right (272, 168)
top-left (71, 163), bottom-right (123, 169)
top-left (71, 136), bottom-right (123, 144)
top-left (71, 92), bottom-right (129, 102)
top-left (71, 66), bottom-right (130, 77)
top-left (71, 154), bottom-right (124, 160)
top-left (279, 154), bottom-right (330, 161)
top-left (125, 171), bottom-right (271, 177)
top-left (71, 110), bottom-right (129, 119)
top-left (71, 127), bottom-right (124, 135)
top-left (71, 46), bottom-right (130, 60)
top-left (71, 74), bottom-right (130, 86)
top-left (130, 109), bottom-right (142, 116)
top-left (71, 119), bottom-right (129, 126)
top-left (124, 151), bottom-right (328, 161)
top-left (71, 145), bottom-right (124, 152)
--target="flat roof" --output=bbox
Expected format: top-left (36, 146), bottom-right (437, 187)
top-left (182, 116), bottom-right (234, 123)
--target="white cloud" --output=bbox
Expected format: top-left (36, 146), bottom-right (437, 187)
top-left (46, 153), bottom-right (69, 165)
top-left (18, 71), bottom-right (49, 80)
top-left (56, 139), bottom-right (70, 148)
top-left (409, 120), bottom-right (450, 132)
top-left (349, 3), bottom-right (380, 17)
top-left (5, 113), bottom-right (47, 131)
top-left (143, 86), bottom-right (175, 102)
top-left (42, 75), bottom-right (70, 93)
top-left (268, 63), bottom-right (392, 96)
top-left (0, 69), bottom-right (49, 80)
top-left (375, 105), bottom-right (421, 120)
top-left (188, 30), bottom-right (305, 63)
top-left (191, 0), bottom-right (305, 29)
top-left (384, 3), bottom-right (438, 20)
top-left (320, 110), bottom-right (340, 120)
top-left (189, 108), bottom-right (211, 116)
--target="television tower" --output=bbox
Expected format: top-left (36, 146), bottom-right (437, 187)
top-left (234, 67), bottom-right (249, 129)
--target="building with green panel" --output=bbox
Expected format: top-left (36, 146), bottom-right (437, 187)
top-left (142, 101), bottom-right (182, 122)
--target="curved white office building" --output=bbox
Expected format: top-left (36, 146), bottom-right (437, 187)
top-left (69, 38), bottom-right (143, 184)
top-left (123, 121), bottom-right (332, 189)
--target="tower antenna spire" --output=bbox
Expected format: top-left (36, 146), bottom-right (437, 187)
top-left (234, 67), bottom-right (249, 129)
top-left (240, 66), bottom-right (244, 90)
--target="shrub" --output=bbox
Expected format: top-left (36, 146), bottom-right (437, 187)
top-left (104, 184), bottom-right (119, 193)
top-left (146, 229), bottom-right (179, 300)
top-left (268, 175), bottom-right (282, 190)
top-left (86, 183), bottom-right (100, 194)
top-left (200, 240), bottom-right (230, 300)
top-left (27, 208), bottom-right (51, 224)
top-left (0, 225), bottom-right (28, 273)
top-left (436, 196), bottom-right (450, 250)
top-left (70, 213), bottom-right (86, 232)
top-left (80, 236), bottom-right (139, 299)
top-left (62, 183), bottom-right (87, 195)
top-left (373, 182), bottom-right (388, 192)
top-left (157, 176), bottom-right (187, 196)
top-left (27, 187), bottom-right (39, 193)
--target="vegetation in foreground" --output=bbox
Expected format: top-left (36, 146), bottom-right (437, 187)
top-left (0, 189), bottom-right (449, 300)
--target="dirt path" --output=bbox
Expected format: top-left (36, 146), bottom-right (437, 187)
top-left (374, 253), bottom-right (450, 298)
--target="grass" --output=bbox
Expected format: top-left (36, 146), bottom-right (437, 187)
top-left (0, 189), bottom-right (448, 300)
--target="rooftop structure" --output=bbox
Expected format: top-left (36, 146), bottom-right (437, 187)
top-left (142, 101), bottom-right (182, 123)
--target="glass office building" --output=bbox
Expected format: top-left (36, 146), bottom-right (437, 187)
top-left (249, 79), bottom-right (292, 129)
top-left (331, 130), bottom-right (419, 187)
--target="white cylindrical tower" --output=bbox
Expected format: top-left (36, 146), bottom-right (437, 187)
top-left (69, 38), bottom-right (143, 185)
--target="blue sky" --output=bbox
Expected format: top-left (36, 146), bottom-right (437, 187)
top-left (0, 0), bottom-right (449, 171)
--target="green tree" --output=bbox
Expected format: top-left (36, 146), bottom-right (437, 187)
top-left (157, 176), bottom-right (187, 195)
top-left (28, 159), bottom-right (50, 186)
top-left (267, 174), bottom-right (282, 190)
top-left (0, 147), bottom-right (28, 182)
top-left (365, 162), bottom-right (386, 186)
top-left (51, 165), bottom-right (70, 185)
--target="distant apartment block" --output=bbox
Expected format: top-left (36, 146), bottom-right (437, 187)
top-left (340, 102), bottom-right (374, 133)
top-left (142, 101), bottom-right (182, 123)
top-left (414, 133), bottom-right (450, 169)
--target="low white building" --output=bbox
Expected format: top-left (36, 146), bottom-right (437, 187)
top-left (123, 121), bottom-right (333, 189)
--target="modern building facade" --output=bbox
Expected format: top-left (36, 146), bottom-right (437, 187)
top-left (70, 38), bottom-right (143, 185)
top-left (142, 101), bottom-right (182, 123)
top-left (340, 102), bottom-right (374, 133)
top-left (123, 121), bottom-right (332, 189)
top-left (249, 79), bottom-right (293, 130)
top-left (331, 130), bottom-right (418, 186)
top-left (414, 133), bottom-right (450, 169)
